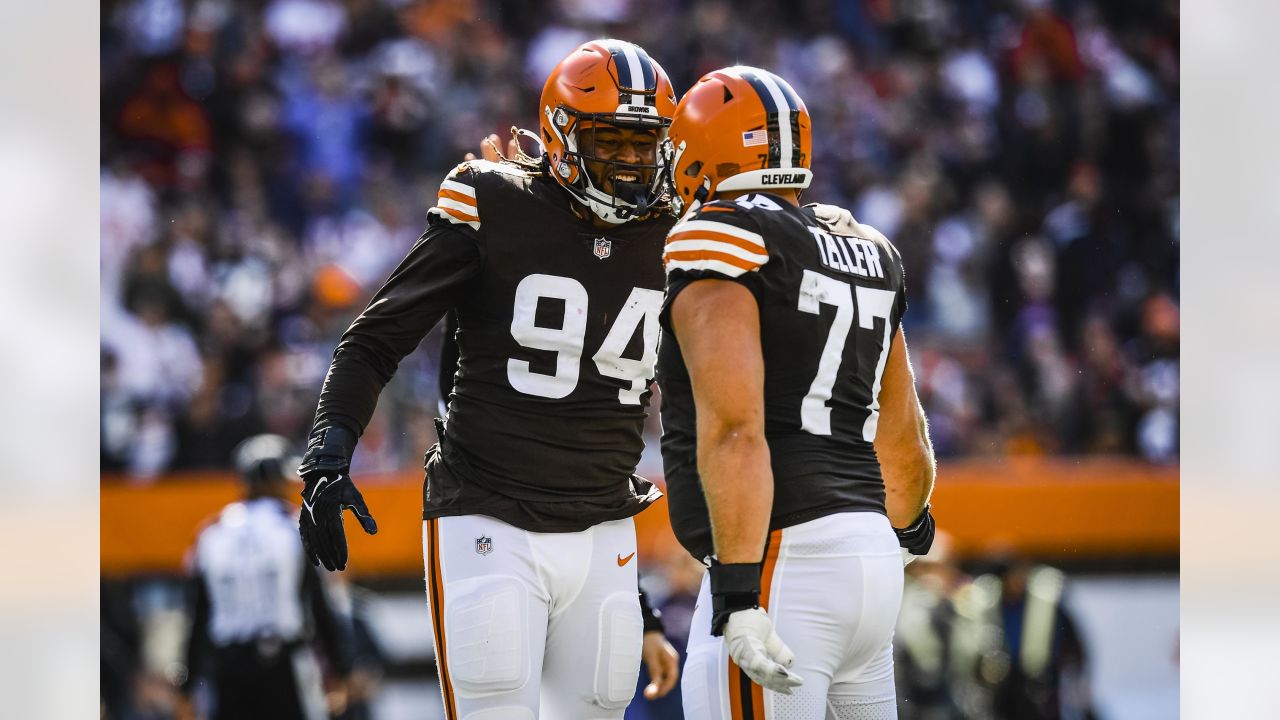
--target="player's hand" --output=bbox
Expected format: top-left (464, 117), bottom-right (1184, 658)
top-left (894, 505), bottom-right (936, 559)
top-left (723, 608), bottom-right (804, 694)
top-left (463, 133), bottom-right (518, 163)
top-left (299, 472), bottom-right (377, 570)
top-left (641, 630), bottom-right (680, 699)
top-left (298, 427), bottom-right (377, 571)
top-left (709, 561), bottom-right (804, 694)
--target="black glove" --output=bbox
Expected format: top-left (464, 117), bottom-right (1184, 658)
top-left (708, 561), bottom-right (761, 637)
top-left (894, 505), bottom-right (936, 557)
top-left (298, 426), bottom-right (378, 571)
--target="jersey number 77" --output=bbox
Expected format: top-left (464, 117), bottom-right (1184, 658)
top-left (797, 269), bottom-right (895, 441)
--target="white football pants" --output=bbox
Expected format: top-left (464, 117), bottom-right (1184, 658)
top-left (423, 514), bottom-right (643, 719)
top-left (682, 512), bottom-right (904, 720)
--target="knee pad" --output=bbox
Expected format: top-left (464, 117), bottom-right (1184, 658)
top-left (591, 591), bottom-right (644, 710)
top-left (444, 576), bottom-right (532, 696)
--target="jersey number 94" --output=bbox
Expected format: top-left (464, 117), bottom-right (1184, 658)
top-left (507, 273), bottom-right (662, 405)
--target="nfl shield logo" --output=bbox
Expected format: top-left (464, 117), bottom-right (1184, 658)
top-left (593, 237), bottom-right (612, 260)
top-left (474, 536), bottom-right (493, 556)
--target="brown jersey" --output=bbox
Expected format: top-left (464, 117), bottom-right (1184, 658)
top-left (311, 159), bottom-right (675, 532)
top-left (657, 193), bottom-right (908, 561)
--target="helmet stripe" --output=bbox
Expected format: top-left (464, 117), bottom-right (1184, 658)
top-left (634, 46), bottom-right (658, 104)
top-left (604, 41), bottom-right (634, 94)
top-left (771, 75), bottom-right (804, 164)
top-left (617, 42), bottom-right (647, 105)
top-left (736, 69), bottom-right (785, 169)
top-left (772, 74), bottom-right (803, 114)
top-left (751, 71), bottom-right (796, 169)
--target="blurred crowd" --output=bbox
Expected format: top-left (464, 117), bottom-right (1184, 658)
top-left (101, 0), bottom-right (1180, 480)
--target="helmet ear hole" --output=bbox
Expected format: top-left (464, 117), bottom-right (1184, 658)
top-left (684, 161), bottom-right (703, 177)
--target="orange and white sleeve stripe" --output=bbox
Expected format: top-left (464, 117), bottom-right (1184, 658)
top-left (427, 177), bottom-right (480, 231)
top-left (663, 218), bottom-right (769, 277)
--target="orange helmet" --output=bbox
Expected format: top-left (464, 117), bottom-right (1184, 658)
top-left (539, 39), bottom-right (677, 224)
top-left (666, 66), bottom-right (813, 216)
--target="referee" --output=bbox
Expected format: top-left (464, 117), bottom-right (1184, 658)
top-left (178, 434), bottom-right (354, 719)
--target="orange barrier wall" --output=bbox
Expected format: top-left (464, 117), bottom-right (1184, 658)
top-left (101, 458), bottom-right (1177, 577)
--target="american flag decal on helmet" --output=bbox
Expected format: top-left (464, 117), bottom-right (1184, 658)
top-left (729, 68), bottom-right (804, 170)
top-left (742, 129), bottom-right (768, 147)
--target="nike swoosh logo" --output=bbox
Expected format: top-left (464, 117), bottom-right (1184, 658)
top-left (616, 552), bottom-right (636, 567)
top-left (303, 476), bottom-right (330, 524)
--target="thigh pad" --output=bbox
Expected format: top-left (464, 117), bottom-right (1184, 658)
top-left (591, 591), bottom-right (644, 710)
top-left (445, 576), bottom-right (532, 696)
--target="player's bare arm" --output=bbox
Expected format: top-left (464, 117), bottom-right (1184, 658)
top-left (874, 328), bottom-right (935, 527)
top-left (872, 326), bottom-right (937, 559)
top-left (669, 279), bottom-right (772, 564)
top-left (669, 276), bottom-right (804, 695)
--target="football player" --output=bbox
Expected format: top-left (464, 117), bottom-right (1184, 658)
top-left (657, 67), bottom-right (938, 719)
top-left (297, 40), bottom-right (680, 718)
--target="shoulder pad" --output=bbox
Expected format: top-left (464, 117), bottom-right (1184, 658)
top-left (429, 170), bottom-right (480, 230)
top-left (664, 200), bottom-right (769, 278)
top-left (430, 160), bottom-right (530, 231)
top-left (806, 202), bottom-right (900, 256)
top-left (805, 202), bottom-right (861, 235)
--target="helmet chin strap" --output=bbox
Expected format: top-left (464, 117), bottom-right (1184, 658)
top-left (694, 176), bottom-right (712, 204)
top-left (580, 187), bottom-right (634, 225)
top-left (613, 180), bottom-right (651, 217)
top-left (579, 160), bottom-right (663, 223)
